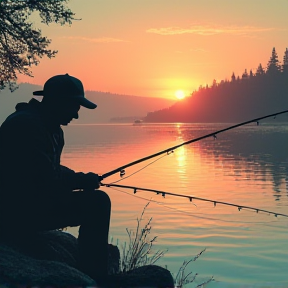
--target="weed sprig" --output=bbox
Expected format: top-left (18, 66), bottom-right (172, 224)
top-left (120, 202), bottom-right (167, 273)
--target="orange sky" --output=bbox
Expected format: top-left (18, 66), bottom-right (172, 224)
top-left (17, 0), bottom-right (288, 99)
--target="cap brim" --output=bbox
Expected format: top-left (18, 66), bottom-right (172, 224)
top-left (33, 90), bottom-right (97, 109)
top-left (33, 90), bottom-right (44, 96)
top-left (78, 97), bottom-right (97, 109)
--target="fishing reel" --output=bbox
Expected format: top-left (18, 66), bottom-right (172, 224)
top-left (120, 169), bottom-right (126, 177)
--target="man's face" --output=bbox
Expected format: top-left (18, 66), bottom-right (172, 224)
top-left (56, 100), bottom-right (81, 126)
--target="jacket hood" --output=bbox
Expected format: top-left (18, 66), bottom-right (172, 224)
top-left (15, 102), bottom-right (31, 111)
top-left (12, 99), bottom-right (59, 131)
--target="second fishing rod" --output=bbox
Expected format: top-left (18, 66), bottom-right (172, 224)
top-left (99, 109), bottom-right (288, 181)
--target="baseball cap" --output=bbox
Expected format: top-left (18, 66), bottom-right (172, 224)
top-left (33, 74), bottom-right (97, 109)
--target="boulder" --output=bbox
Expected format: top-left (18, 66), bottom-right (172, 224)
top-left (110, 265), bottom-right (174, 288)
top-left (0, 230), bottom-right (95, 286)
top-left (0, 230), bottom-right (174, 287)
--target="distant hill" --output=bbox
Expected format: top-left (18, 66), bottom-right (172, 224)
top-left (0, 83), bottom-right (175, 124)
top-left (80, 90), bottom-right (175, 123)
top-left (144, 73), bottom-right (288, 123)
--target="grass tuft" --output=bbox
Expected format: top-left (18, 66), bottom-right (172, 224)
top-left (119, 202), bottom-right (167, 273)
top-left (174, 249), bottom-right (214, 287)
top-left (114, 202), bottom-right (214, 287)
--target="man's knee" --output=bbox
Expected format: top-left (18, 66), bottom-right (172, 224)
top-left (84, 189), bottom-right (111, 209)
top-left (78, 190), bottom-right (111, 232)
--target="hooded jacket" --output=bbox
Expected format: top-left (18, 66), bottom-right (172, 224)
top-left (0, 99), bottom-right (87, 217)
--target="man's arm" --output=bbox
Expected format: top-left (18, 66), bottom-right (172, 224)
top-left (59, 165), bottom-right (100, 190)
top-left (0, 116), bottom-right (57, 195)
top-left (0, 115), bottom-right (100, 194)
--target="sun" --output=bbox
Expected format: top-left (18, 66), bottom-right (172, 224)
top-left (175, 90), bottom-right (186, 100)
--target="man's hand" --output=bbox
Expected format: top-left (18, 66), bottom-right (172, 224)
top-left (83, 172), bottom-right (100, 189)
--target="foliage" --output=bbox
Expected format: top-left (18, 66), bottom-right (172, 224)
top-left (267, 47), bottom-right (281, 73)
top-left (144, 47), bottom-right (288, 123)
top-left (119, 202), bottom-right (167, 273)
top-left (256, 63), bottom-right (265, 75)
top-left (0, 0), bottom-right (77, 91)
top-left (242, 69), bottom-right (248, 79)
top-left (283, 48), bottom-right (288, 73)
top-left (116, 202), bottom-right (213, 288)
top-left (174, 249), bottom-right (214, 288)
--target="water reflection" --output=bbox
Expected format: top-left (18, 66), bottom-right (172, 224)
top-left (175, 146), bottom-right (186, 168)
top-left (63, 123), bottom-right (288, 203)
top-left (178, 123), bottom-right (288, 200)
top-left (62, 123), bottom-right (288, 286)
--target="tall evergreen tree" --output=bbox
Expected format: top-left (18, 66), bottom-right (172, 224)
top-left (231, 72), bottom-right (236, 81)
top-left (256, 63), bottom-right (265, 76)
top-left (242, 69), bottom-right (248, 79)
top-left (267, 47), bottom-right (281, 73)
top-left (249, 69), bottom-right (254, 78)
top-left (282, 48), bottom-right (288, 73)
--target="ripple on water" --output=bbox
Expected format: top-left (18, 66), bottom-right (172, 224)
top-left (63, 123), bottom-right (288, 286)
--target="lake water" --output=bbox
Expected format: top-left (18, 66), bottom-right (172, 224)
top-left (62, 122), bottom-right (288, 288)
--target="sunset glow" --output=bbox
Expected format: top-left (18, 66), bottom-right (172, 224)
top-left (2, 1), bottom-right (288, 286)
top-left (15, 1), bottom-right (288, 99)
top-left (175, 90), bottom-right (186, 100)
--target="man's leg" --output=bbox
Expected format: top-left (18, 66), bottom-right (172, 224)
top-left (37, 189), bottom-right (111, 281)
top-left (76, 189), bottom-right (111, 282)
top-left (0, 189), bottom-right (111, 283)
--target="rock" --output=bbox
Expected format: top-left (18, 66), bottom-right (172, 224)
top-left (0, 230), bottom-right (95, 286)
top-left (111, 265), bottom-right (174, 288)
top-left (108, 241), bottom-right (121, 275)
top-left (0, 230), bottom-right (174, 287)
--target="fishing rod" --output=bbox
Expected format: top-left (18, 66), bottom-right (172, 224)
top-left (100, 109), bottom-right (288, 180)
top-left (100, 183), bottom-right (288, 219)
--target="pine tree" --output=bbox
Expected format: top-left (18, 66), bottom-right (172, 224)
top-left (231, 72), bottom-right (236, 81)
top-left (267, 47), bottom-right (281, 73)
top-left (282, 48), bottom-right (288, 73)
top-left (256, 63), bottom-right (265, 76)
top-left (242, 69), bottom-right (248, 79)
top-left (249, 70), bottom-right (254, 78)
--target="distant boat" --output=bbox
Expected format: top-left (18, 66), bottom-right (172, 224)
top-left (133, 119), bottom-right (143, 126)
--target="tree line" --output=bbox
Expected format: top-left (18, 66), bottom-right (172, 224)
top-left (144, 47), bottom-right (288, 123)
top-left (222, 47), bottom-right (287, 86)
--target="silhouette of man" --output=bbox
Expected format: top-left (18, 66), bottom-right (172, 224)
top-left (0, 74), bottom-right (111, 284)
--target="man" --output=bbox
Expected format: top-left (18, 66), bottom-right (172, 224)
top-left (0, 74), bottom-right (111, 284)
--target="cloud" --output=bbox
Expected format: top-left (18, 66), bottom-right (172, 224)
top-left (61, 36), bottom-right (129, 43)
top-left (146, 25), bottom-right (276, 36)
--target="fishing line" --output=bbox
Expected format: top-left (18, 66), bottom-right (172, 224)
top-left (95, 110), bottom-right (288, 226)
top-left (101, 183), bottom-right (288, 219)
top-left (100, 109), bottom-right (288, 180)
top-left (107, 186), bottom-right (240, 223)
top-left (106, 186), bottom-right (287, 228)
top-left (108, 153), bottom-right (172, 185)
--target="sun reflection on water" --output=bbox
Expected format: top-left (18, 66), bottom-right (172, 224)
top-left (63, 123), bottom-right (288, 286)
